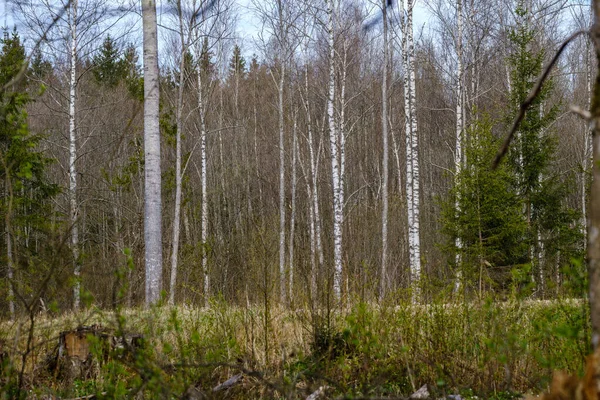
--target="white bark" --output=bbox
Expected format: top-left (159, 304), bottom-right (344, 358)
top-left (142, 0), bottom-right (163, 306)
top-left (276, 0), bottom-right (287, 305)
top-left (380, 0), bottom-right (389, 300)
top-left (169, 1), bottom-right (186, 305)
top-left (403, 0), bottom-right (420, 292)
top-left (302, 64), bottom-right (324, 299)
top-left (327, 0), bottom-right (343, 300)
top-left (194, 35), bottom-right (210, 306)
top-left (69, 0), bottom-right (81, 311)
top-left (278, 63), bottom-right (286, 304)
top-left (584, 36), bottom-right (592, 241)
top-left (454, 0), bottom-right (464, 292)
top-left (289, 112), bottom-right (298, 302)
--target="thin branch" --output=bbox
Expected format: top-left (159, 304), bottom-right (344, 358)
top-left (492, 29), bottom-right (589, 169)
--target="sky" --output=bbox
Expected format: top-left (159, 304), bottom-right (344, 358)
top-left (1, 0), bottom-right (430, 63)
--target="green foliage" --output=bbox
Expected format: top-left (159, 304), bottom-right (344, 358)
top-left (442, 117), bottom-right (528, 290)
top-left (505, 5), bottom-right (582, 289)
top-left (0, 30), bottom-right (59, 314)
top-left (92, 36), bottom-right (143, 100)
top-left (441, 5), bottom-right (582, 295)
top-left (229, 44), bottom-right (246, 78)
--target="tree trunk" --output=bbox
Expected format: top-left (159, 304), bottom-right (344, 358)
top-left (404, 0), bottom-right (421, 294)
top-left (380, 0), bottom-right (389, 301)
top-left (169, 2), bottom-right (186, 305)
top-left (589, 0), bottom-right (600, 349)
top-left (454, 0), bottom-right (464, 293)
top-left (327, 0), bottom-right (343, 301)
top-left (278, 62), bottom-right (286, 305)
top-left (289, 111), bottom-right (298, 303)
top-left (195, 34), bottom-right (210, 306)
top-left (304, 64), bottom-right (324, 297)
top-left (142, 0), bottom-right (163, 306)
top-left (69, 0), bottom-right (81, 311)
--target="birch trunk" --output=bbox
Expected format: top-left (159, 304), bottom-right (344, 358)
top-left (305, 65), bottom-right (324, 277)
top-left (169, 2), bottom-right (186, 305)
top-left (69, 0), bottom-right (81, 310)
top-left (380, 0), bottom-right (389, 300)
top-left (303, 65), bottom-right (323, 299)
top-left (404, 0), bottom-right (421, 292)
top-left (142, 0), bottom-right (162, 306)
top-left (278, 62), bottom-right (286, 304)
top-left (454, 0), bottom-right (464, 292)
top-left (289, 112), bottom-right (298, 302)
top-left (195, 35), bottom-right (210, 306)
top-left (584, 36), bottom-right (592, 242)
top-left (327, 0), bottom-right (343, 300)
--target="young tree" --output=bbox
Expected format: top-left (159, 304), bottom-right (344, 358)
top-left (380, 0), bottom-right (390, 300)
top-left (443, 117), bottom-right (528, 293)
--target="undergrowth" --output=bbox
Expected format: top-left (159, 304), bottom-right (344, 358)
top-left (0, 296), bottom-right (589, 399)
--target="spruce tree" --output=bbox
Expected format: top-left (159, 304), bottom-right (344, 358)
top-left (0, 30), bottom-right (59, 315)
top-left (442, 117), bottom-right (528, 293)
top-left (506, 6), bottom-right (582, 295)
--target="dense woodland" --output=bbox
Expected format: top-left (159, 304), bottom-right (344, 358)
top-left (0, 0), bottom-right (594, 316)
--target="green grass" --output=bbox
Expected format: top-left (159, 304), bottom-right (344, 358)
top-left (0, 297), bottom-right (589, 399)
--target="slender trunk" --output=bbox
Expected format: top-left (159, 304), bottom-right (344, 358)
top-left (142, 0), bottom-right (163, 306)
top-left (5, 175), bottom-right (14, 317)
top-left (298, 126), bottom-right (317, 299)
top-left (304, 65), bottom-right (324, 284)
top-left (327, 0), bottom-right (343, 300)
top-left (380, 0), bottom-right (389, 300)
top-left (406, 0), bottom-right (421, 292)
top-left (454, 0), bottom-right (464, 292)
top-left (278, 63), bottom-right (286, 304)
top-left (289, 112), bottom-right (298, 303)
top-left (169, 4), bottom-right (186, 305)
top-left (584, 36), bottom-right (592, 242)
top-left (195, 35), bottom-right (210, 306)
top-left (69, 0), bottom-right (80, 310)
top-left (402, 0), bottom-right (414, 291)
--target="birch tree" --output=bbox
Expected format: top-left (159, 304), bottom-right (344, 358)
top-left (326, 0), bottom-right (343, 301)
top-left (142, 0), bottom-right (162, 305)
top-left (402, 0), bottom-right (421, 292)
top-left (380, 0), bottom-right (390, 300)
top-left (454, 0), bottom-right (464, 291)
top-left (67, 0), bottom-right (81, 310)
top-left (14, 0), bottom-right (129, 309)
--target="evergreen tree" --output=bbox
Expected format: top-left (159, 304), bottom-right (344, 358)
top-left (0, 30), bottom-right (59, 315)
top-left (506, 6), bottom-right (582, 294)
top-left (442, 117), bottom-right (528, 293)
top-left (229, 44), bottom-right (246, 78)
top-left (92, 35), bottom-right (127, 87)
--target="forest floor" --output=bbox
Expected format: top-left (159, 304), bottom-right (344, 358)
top-left (0, 297), bottom-right (589, 399)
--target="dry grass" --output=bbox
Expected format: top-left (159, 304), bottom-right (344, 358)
top-left (0, 298), bottom-right (590, 399)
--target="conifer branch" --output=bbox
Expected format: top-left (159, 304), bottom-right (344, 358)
top-left (493, 29), bottom-right (589, 169)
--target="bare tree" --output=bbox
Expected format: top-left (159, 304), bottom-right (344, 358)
top-left (142, 0), bottom-right (162, 306)
top-left (380, 0), bottom-right (390, 300)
